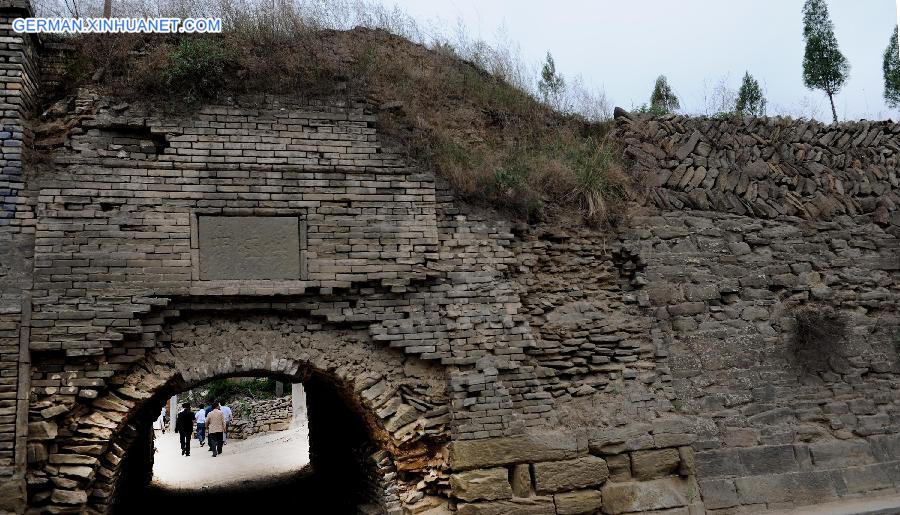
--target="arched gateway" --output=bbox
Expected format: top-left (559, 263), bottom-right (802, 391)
top-left (49, 307), bottom-right (448, 512)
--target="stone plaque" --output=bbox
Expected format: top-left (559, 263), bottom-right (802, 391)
top-left (198, 216), bottom-right (302, 280)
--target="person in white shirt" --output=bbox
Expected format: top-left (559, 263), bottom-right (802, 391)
top-left (220, 404), bottom-right (232, 444)
top-left (156, 407), bottom-right (166, 434)
top-left (194, 406), bottom-right (206, 446)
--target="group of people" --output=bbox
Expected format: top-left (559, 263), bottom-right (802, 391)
top-left (172, 400), bottom-right (233, 457)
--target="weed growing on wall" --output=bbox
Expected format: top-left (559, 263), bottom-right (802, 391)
top-left (791, 303), bottom-right (848, 371)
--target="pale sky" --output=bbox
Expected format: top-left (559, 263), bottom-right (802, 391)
top-left (381, 0), bottom-right (900, 121)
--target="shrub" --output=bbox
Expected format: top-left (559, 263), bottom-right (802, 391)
top-left (165, 37), bottom-right (228, 101)
top-left (202, 377), bottom-right (277, 405)
top-left (565, 136), bottom-right (628, 226)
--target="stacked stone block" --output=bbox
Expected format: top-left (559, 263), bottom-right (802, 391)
top-left (615, 111), bottom-right (899, 234)
top-left (228, 395), bottom-right (294, 439)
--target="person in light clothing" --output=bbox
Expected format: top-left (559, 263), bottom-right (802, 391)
top-left (205, 401), bottom-right (225, 457)
top-left (156, 407), bottom-right (166, 434)
top-left (194, 406), bottom-right (206, 446)
top-left (221, 404), bottom-right (232, 444)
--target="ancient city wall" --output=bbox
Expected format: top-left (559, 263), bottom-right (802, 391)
top-left (607, 112), bottom-right (900, 512)
top-left (0, 1), bottom-right (897, 512)
top-left (0, 1), bottom-right (39, 510)
top-left (228, 395), bottom-right (294, 440)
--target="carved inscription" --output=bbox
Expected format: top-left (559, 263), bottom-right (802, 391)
top-left (198, 216), bottom-right (302, 280)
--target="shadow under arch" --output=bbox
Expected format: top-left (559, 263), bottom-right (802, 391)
top-left (113, 368), bottom-right (387, 514)
top-left (32, 309), bottom-right (450, 514)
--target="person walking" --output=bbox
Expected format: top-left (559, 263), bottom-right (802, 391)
top-left (205, 401), bottom-right (215, 453)
top-left (194, 405), bottom-right (206, 447)
top-left (156, 407), bottom-right (166, 434)
top-left (174, 402), bottom-right (194, 456)
top-left (205, 401), bottom-right (226, 457)
top-left (221, 403), bottom-right (232, 445)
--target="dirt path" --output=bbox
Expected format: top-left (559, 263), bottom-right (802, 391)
top-left (151, 426), bottom-right (310, 490)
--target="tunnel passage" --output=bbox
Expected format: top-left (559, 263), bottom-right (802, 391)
top-left (112, 371), bottom-right (388, 514)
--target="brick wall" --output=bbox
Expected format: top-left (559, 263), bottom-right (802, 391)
top-left (0, 1), bottom-right (37, 512)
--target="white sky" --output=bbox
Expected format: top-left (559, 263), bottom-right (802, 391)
top-left (380, 0), bottom-right (900, 121)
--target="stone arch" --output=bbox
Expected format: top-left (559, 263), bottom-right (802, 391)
top-left (27, 309), bottom-right (451, 513)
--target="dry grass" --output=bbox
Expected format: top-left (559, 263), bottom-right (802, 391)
top-left (40, 0), bottom-right (635, 225)
top-left (791, 303), bottom-right (848, 371)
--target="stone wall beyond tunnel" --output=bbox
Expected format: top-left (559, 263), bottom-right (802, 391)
top-left (0, 3), bottom-right (898, 513)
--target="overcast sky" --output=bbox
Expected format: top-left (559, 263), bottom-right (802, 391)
top-left (380, 0), bottom-right (899, 121)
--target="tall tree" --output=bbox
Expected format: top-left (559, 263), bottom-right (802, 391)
top-left (884, 26), bottom-right (900, 109)
top-left (735, 71), bottom-right (766, 117)
top-left (650, 75), bottom-right (679, 114)
top-left (801, 0), bottom-right (849, 123)
top-left (103, 0), bottom-right (112, 17)
top-left (537, 52), bottom-right (565, 107)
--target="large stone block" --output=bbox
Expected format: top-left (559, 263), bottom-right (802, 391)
top-left (693, 448), bottom-right (745, 479)
top-left (554, 489), bottom-right (603, 515)
top-left (27, 421), bottom-right (57, 441)
top-left (449, 431), bottom-right (581, 470)
top-left (838, 464), bottom-right (893, 494)
top-left (734, 471), bottom-right (836, 505)
top-left (698, 479), bottom-right (738, 509)
top-left (533, 456), bottom-right (609, 493)
top-left (631, 448), bottom-right (680, 480)
top-left (50, 489), bottom-right (88, 505)
top-left (739, 445), bottom-right (798, 475)
top-left (869, 434), bottom-right (900, 462)
top-left (450, 468), bottom-right (513, 502)
top-left (600, 477), bottom-right (696, 514)
top-left (457, 497), bottom-right (555, 515)
top-left (0, 477), bottom-right (25, 511)
top-left (809, 440), bottom-right (875, 469)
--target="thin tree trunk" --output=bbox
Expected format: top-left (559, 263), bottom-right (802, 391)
top-left (828, 92), bottom-right (837, 124)
top-left (103, 0), bottom-right (112, 17)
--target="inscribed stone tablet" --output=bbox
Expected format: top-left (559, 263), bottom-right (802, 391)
top-left (198, 216), bottom-right (301, 280)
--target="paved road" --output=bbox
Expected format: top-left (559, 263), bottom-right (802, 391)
top-left (152, 425), bottom-right (310, 490)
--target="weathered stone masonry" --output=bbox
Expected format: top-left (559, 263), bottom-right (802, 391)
top-left (0, 0), bottom-right (39, 511)
top-left (1, 1), bottom-right (898, 512)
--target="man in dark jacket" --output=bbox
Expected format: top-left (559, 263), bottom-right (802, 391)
top-left (174, 402), bottom-right (195, 456)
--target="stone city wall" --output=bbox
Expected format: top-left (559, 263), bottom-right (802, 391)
top-left (0, 2), bottom-right (897, 511)
top-left (229, 395), bottom-right (294, 440)
top-left (0, 1), bottom-right (39, 510)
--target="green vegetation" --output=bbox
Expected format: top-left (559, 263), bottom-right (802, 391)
top-left (202, 378), bottom-right (278, 405)
top-left (801, 0), bottom-right (849, 123)
top-left (883, 26), bottom-right (900, 109)
top-left (649, 75), bottom-right (680, 114)
top-left (632, 75), bottom-right (679, 116)
top-left (735, 71), bottom-right (766, 117)
top-left (538, 52), bottom-right (565, 108)
top-left (165, 38), bottom-right (228, 102)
